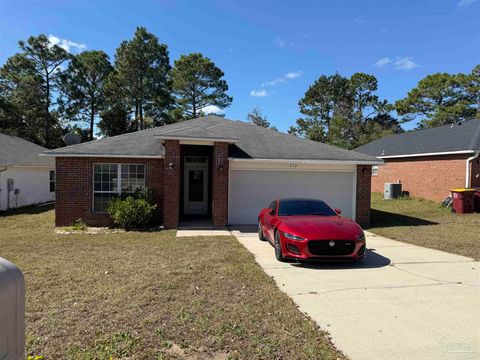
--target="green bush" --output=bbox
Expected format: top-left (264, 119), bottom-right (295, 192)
top-left (106, 189), bottom-right (157, 230)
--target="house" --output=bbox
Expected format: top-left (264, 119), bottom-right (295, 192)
top-left (355, 119), bottom-right (480, 202)
top-left (0, 133), bottom-right (55, 211)
top-left (43, 115), bottom-right (381, 228)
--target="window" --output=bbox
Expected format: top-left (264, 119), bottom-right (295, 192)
top-left (49, 171), bottom-right (55, 192)
top-left (372, 166), bottom-right (379, 176)
top-left (277, 199), bottom-right (337, 217)
top-left (93, 163), bottom-right (145, 212)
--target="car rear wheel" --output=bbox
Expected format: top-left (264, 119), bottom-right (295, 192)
top-left (274, 231), bottom-right (286, 262)
top-left (258, 220), bottom-right (266, 241)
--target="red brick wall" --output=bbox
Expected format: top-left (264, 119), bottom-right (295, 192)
top-left (212, 142), bottom-right (229, 226)
top-left (55, 157), bottom-right (164, 227)
top-left (372, 154), bottom-right (473, 202)
top-left (163, 140), bottom-right (180, 229)
top-left (356, 165), bottom-right (372, 228)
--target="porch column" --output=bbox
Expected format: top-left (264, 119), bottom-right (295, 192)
top-left (356, 165), bottom-right (372, 228)
top-left (212, 142), bottom-right (229, 227)
top-left (163, 140), bottom-right (180, 229)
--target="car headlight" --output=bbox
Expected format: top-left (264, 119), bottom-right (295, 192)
top-left (282, 232), bottom-right (305, 241)
top-left (356, 232), bottom-right (366, 242)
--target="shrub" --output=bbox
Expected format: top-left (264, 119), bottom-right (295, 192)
top-left (106, 188), bottom-right (157, 230)
top-left (72, 218), bottom-right (87, 230)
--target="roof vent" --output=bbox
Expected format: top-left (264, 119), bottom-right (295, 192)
top-left (63, 133), bottom-right (81, 146)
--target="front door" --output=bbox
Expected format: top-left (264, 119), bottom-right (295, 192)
top-left (184, 156), bottom-right (208, 215)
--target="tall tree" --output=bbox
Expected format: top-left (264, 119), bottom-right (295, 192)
top-left (0, 35), bottom-right (69, 147)
top-left (59, 50), bottom-right (113, 141)
top-left (110, 27), bottom-right (173, 130)
top-left (289, 73), bottom-right (352, 142)
top-left (395, 66), bottom-right (479, 128)
top-left (247, 107), bottom-right (270, 128)
top-left (97, 104), bottom-right (135, 137)
top-left (289, 72), bottom-right (401, 149)
top-left (172, 53), bottom-right (232, 119)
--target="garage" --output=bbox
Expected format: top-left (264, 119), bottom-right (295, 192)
top-left (228, 163), bottom-right (356, 225)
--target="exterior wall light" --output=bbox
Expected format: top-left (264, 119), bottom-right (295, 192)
top-left (168, 162), bottom-right (175, 170)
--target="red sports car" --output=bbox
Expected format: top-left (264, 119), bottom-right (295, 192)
top-left (258, 198), bottom-right (366, 262)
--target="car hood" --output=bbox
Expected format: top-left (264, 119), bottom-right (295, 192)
top-left (278, 216), bottom-right (363, 240)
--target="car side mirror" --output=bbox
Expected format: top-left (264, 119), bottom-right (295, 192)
top-left (335, 208), bottom-right (342, 215)
top-left (268, 208), bottom-right (275, 215)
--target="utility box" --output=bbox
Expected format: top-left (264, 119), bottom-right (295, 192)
top-left (384, 183), bottom-right (402, 200)
top-left (0, 257), bottom-right (25, 360)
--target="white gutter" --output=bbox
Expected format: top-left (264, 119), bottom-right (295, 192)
top-left (466, 151), bottom-right (480, 188)
top-left (378, 150), bottom-right (475, 159)
top-left (228, 158), bottom-right (383, 165)
top-left (155, 135), bottom-right (238, 143)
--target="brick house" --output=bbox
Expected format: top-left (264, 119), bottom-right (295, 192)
top-left (44, 115), bottom-right (381, 228)
top-left (355, 119), bottom-right (480, 202)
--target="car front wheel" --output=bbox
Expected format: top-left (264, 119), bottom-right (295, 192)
top-left (274, 231), bottom-right (286, 262)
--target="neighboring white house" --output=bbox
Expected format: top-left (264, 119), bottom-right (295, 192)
top-left (0, 133), bottom-right (55, 211)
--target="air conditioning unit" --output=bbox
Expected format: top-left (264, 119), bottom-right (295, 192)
top-left (0, 257), bottom-right (25, 360)
top-left (384, 183), bottom-right (402, 200)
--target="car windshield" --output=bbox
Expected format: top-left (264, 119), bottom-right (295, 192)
top-left (277, 199), bottom-right (337, 216)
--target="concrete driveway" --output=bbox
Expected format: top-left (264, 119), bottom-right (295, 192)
top-left (231, 227), bottom-right (480, 360)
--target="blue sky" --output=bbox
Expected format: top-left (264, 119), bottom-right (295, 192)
top-left (1, 0), bottom-right (479, 131)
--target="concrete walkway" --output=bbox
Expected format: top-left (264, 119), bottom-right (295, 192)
top-left (231, 227), bottom-right (480, 360)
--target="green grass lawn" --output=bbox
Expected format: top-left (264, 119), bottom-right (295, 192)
top-left (369, 193), bottom-right (480, 260)
top-left (0, 205), bottom-right (344, 360)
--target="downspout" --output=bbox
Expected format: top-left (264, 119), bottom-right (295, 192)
top-left (0, 166), bottom-right (7, 211)
top-left (465, 152), bottom-right (480, 188)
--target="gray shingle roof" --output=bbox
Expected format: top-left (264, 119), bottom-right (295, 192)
top-left (355, 119), bottom-right (480, 157)
top-left (0, 133), bottom-right (54, 166)
top-left (44, 115), bottom-right (380, 163)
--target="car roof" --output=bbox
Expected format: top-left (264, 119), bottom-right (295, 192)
top-left (278, 198), bottom-right (326, 203)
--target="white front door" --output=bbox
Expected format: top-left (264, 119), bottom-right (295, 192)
top-left (184, 156), bottom-right (208, 215)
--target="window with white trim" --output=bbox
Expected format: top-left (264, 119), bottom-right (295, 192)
top-left (93, 163), bottom-right (145, 212)
top-left (49, 170), bottom-right (55, 192)
top-left (372, 165), bottom-right (379, 176)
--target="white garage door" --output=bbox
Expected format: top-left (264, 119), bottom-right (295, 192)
top-left (228, 170), bottom-right (355, 225)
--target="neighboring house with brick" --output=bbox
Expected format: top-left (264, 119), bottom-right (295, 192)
top-left (43, 115), bottom-right (381, 228)
top-left (0, 133), bottom-right (55, 211)
top-left (355, 119), bottom-right (480, 202)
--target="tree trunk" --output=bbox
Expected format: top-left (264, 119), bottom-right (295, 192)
top-left (45, 73), bottom-right (51, 148)
top-left (139, 99), bottom-right (144, 130)
top-left (135, 100), bottom-right (139, 131)
top-left (90, 98), bottom-right (95, 141)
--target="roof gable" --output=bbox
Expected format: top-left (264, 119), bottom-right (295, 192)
top-left (355, 119), bottom-right (480, 157)
top-left (0, 133), bottom-right (54, 166)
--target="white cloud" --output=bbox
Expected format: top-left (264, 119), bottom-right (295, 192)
top-left (394, 57), bottom-right (419, 70)
top-left (373, 56), bottom-right (419, 70)
top-left (228, 47), bottom-right (238, 53)
top-left (250, 89), bottom-right (268, 97)
top-left (374, 57), bottom-right (392, 67)
top-left (274, 36), bottom-right (286, 48)
top-left (201, 105), bottom-right (224, 115)
top-left (458, 0), bottom-right (476, 7)
top-left (262, 71), bottom-right (303, 86)
top-left (48, 34), bottom-right (86, 52)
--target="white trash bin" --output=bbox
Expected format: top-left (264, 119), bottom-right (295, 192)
top-left (0, 257), bottom-right (25, 360)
